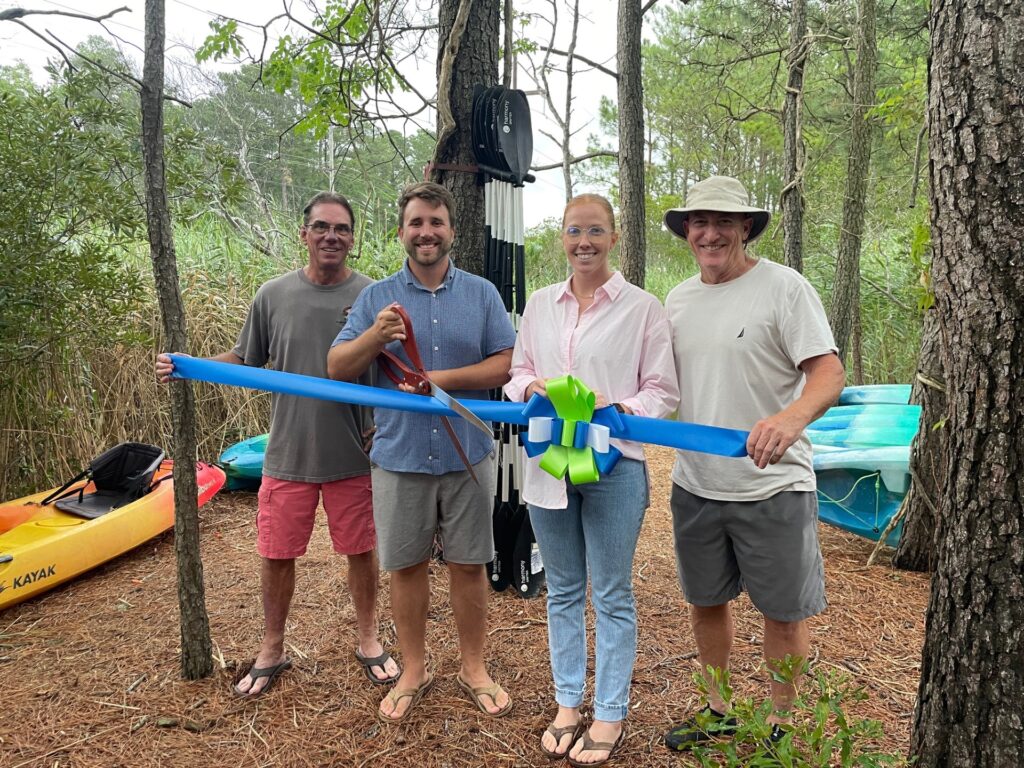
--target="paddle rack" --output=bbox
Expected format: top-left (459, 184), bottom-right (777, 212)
top-left (467, 84), bottom-right (544, 598)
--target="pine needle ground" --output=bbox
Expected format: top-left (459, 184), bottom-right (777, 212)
top-left (0, 446), bottom-right (927, 767)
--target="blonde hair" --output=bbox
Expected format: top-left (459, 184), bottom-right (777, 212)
top-left (562, 194), bottom-right (616, 231)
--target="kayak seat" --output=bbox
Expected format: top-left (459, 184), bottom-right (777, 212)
top-left (51, 442), bottom-right (165, 520)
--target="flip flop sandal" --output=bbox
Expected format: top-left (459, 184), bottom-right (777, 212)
top-left (354, 649), bottom-right (401, 685)
top-left (233, 658), bottom-right (292, 698)
top-left (456, 674), bottom-right (514, 717)
top-left (540, 721), bottom-right (585, 760)
top-left (566, 728), bottom-right (626, 768)
top-left (377, 673), bottom-right (434, 724)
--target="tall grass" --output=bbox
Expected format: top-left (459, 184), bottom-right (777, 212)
top-left (1, 221), bottom-right (275, 499)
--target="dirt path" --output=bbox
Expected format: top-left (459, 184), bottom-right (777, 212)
top-left (0, 446), bottom-right (928, 767)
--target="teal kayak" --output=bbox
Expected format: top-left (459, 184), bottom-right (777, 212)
top-left (838, 385), bottom-right (912, 405)
top-left (811, 404), bottom-right (921, 432)
top-left (219, 434), bottom-right (267, 490)
top-left (814, 445), bottom-right (909, 547)
top-left (821, 403), bottom-right (918, 419)
top-left (807, 422), bottom-right (917, 448)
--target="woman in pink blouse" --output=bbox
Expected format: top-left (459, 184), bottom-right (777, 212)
top-left (504, 195), bottom-right (679, 766)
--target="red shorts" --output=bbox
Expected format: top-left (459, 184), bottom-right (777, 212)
top-left (256, 475), bottom-right (375, 559)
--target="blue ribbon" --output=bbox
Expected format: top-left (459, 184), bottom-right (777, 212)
top-left (169, 355), bottom-right (750, 458)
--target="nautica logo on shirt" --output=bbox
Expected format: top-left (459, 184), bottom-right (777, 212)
top-left (737, 327), bottom-right (745, 338)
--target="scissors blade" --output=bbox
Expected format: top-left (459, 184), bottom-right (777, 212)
top-left (430, 383), bottom-right (493, 438)
top-left (440, 415), bottom-right (480, 485)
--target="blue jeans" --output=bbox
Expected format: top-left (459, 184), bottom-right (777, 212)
top-left (528, 458), bottom-right (649, 722)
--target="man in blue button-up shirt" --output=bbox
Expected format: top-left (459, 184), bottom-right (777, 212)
top-left (328, 182), bottom-right (516, 724)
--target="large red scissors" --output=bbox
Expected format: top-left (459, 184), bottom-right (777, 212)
top-left (376, 303), bottom-right (494, 484)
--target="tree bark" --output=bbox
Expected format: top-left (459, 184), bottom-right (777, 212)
top-left (911, 0), bottom-right (1024, 763)
top-left (434, 0), bottom-right (499, 277)
top-left (781, 0), bottom-right (808, 273)
top-left (502, 0), bottom-right (513, 87)
top-left (142, 0), bottom-right (212, 680)
top-left (893, 307), bottom-right (945, 572)
top-left (828, 0), bottom-right (876, 363)
top-left (617, 0), bottom-right (645, 288)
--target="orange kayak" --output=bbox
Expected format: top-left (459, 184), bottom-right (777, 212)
top-left (0, 460), bottom-right (225, 609)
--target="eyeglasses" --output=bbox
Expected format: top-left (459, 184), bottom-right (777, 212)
top-left (305, 221), bottom-right (353, 237)
top-left (564, 226), bottom-right (609, 240)
top-left (687, 216), bottom-right (745, 229)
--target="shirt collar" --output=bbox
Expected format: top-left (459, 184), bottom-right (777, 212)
top-left (556, 270), bottom-right (626, 303)
top-left (402, 259), bottom-right (456, 292)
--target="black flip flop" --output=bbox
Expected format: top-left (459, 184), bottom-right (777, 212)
top-left (233, 657), bottom-right (292, 697)
top-left (354, 649), bottom-right (401, 685)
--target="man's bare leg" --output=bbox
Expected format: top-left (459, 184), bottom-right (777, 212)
top-left (763, 617), bottom-right (809, 722)
top-left (448, 561), bottom-right (510, 714)
top-left (690, 603), bottom-right (734, 712)
top-left (347, 549), bottom-right (399, 681)
top-left (379, 560), bottom-right (431, 719)
top-left (235, 557), bottom-right (294, 695)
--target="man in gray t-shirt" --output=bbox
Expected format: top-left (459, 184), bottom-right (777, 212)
top-left (156, 192), bottom-right (399, 696)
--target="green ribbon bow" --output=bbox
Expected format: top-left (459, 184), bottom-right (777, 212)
top-left (538, 375), bottom-right (601, 484)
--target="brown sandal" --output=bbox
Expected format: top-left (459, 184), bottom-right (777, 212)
top-left (456, 674), bottom-right (514, 717)
top-left (566, 727), bottom-right (625, 767)
top-left (540, 721), bottom-right (585, 759)
top-left (377, 673), bottom-right (434, 724)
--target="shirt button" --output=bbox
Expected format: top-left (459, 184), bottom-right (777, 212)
top-left (433, 428), bottom-right (438, 433)
top-left (433, 319), bottom-right (438, 324)
top-left (433, 346), bottom-right (438, 351)
top-left (428, 455), bottom-right (433, 460)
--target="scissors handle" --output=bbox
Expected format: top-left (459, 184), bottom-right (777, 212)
top-left (377, 350), bottom-right (430, 393)
top-left (391, 304), bottom-right (426, 371)
top-left (375, 303), bottom-right (431, 391)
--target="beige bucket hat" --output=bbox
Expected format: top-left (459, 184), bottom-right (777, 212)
top-left (664, 175), bottom-right (771, 243)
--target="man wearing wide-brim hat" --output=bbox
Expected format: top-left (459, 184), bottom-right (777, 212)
top-left (660, 176), bottom-right (846, 752)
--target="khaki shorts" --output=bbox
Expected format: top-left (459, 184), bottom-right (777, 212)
top-left (371, 457), bottom-right (495, 571)
top-left (671, 483), bottom-right (826, 622)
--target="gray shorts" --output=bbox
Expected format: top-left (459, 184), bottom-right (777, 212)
top-left (670, 484), bottom-right (826, 622)
top-left (371, 457), bottom-right (495, 571)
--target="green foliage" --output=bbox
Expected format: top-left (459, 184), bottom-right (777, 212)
top-left (198, 7), bottom-right (399, 139)
top-left (908, 213), bottom-right (933, 311)
top-left (689, 659), bottom-right (911, 767)
top-left (195, 18), bottom-right (242, 61)
top-left (0, 44), bottom-right (245, 496)
top-left (0, 66), bottom-right (146, 367)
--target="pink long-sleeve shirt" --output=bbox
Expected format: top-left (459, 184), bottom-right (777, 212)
top-left (504, 271), bottom-right (680, 508)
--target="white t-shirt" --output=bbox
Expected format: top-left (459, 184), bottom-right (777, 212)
top-left (665, 259), bottom-right (837, 501)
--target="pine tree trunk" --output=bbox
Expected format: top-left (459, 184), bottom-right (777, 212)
top-left (893, 308), bottom-right (945, 572)
top-left (781, 0), bottom-right (808, 273)
top-left (617, 0), bottom-right (646, 288)
top-left (435, 0), bottom-right (499, 278)
top-left (828, 0), bottom-right (876, 363)
top-left (142, 0), bottom-right (212, 680)
top-left (911, 0), bottom-right (1024, 763)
